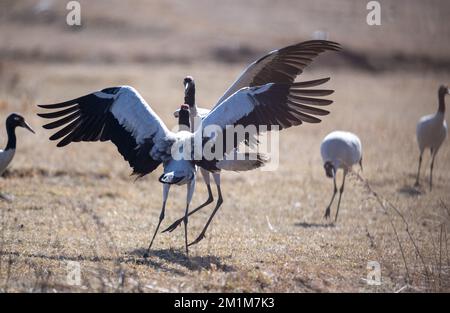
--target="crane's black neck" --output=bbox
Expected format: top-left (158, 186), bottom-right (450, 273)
top-left (185, 85), bottom-right (195, 108)
top-left (438, 92), bottom-right (446, 114)
top-left (5, 124), bottom-right (17, 151)
top-left (178, 111), bottom-right (191, 130)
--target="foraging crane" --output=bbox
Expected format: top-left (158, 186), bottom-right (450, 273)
top-left (37, 40), bottom-right (340, 254)
top-left (415, 85), bottom-right (448, 190)
top-left (320, 131), bottom-right (362, 222)
top-left (0, 113), bottom-right (35, 178)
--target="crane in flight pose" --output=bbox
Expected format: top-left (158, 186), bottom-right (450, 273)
top-left (38, 40), bottom-right (340, 255)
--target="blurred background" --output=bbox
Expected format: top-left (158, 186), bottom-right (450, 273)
top-left (1, 0), bottom-right (449, 108)
top-left (1, 0), bottom-right (449, 131)
top-left (1, 0), bottom-right (449, 64)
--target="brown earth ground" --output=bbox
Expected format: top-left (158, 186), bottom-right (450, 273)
top-left (0, 0), bottom-right (449, 292)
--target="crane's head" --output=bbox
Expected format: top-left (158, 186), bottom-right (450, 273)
top-left (183, 75), bottom-right (194, 86)
top-left (183, 76), bottom-right (195, 108)
top-left (6, 113), bottom-right (35, 134)
top-left (323, 161), bottom-right (335, 178)
top-left (439, 85), bottom-right (449, 97)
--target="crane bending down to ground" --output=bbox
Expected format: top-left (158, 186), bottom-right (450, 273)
top-left (320, 131), bottom-right (362, 222)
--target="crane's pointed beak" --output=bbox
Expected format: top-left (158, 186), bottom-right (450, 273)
top-left (21, 120), bottom-right (35, 134)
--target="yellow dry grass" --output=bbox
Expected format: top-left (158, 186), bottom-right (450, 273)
top-left (0, 0), bottom-right (449, 292)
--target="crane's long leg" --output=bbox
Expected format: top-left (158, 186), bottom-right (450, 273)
top-left (189, 173), bottom-right (223, 246)
top-left (414, 151), bottom-right (423, 187)
top-left (324, 173), bottom-right (337, 219)
top-left (430, 150), bottom-right (437, 191)
top-left (162, 168), bottom-right (214, 233)
top-left (334, 171), bottom-right (347, 222)
top-left (184, 178), bottom-right (196, 256)
top-left (145, 184), bottom-right (170, 256)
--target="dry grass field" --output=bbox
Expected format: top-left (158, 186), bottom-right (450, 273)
top-left (0, 0), bottom-right (450, 292)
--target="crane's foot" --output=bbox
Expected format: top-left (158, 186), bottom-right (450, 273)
top-left (323, 207), bottom-right (331, 219)
top-left (161, 218), bottom-right (183, 233)
top-left (188, 233), bottom-right (206, 247)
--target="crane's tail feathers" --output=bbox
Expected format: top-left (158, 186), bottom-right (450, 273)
top-left (216, 152), bottom-right (269, 171)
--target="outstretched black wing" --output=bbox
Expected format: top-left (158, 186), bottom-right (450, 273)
top-left (38, 86), bottom-right (171, 177)
top-left (215, 40), bottom-right (341, 106)
top-left (198, 79), bottom-right (334, 171)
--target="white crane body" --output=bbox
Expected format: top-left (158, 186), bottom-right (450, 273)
top-left (321, 131), bottom-right (362, 172)
top-left (415, 85), bottom-right (448, 190)
top-left (320, 131), bottom-right (362, 222)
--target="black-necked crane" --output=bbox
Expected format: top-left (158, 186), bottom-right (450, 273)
top-left (173, 76), bottom-right (210, 127)
top-left (162, 77), bottom-right (223, 242)
top-left (320, 131), bottom-right (362, 222)
top-left (0, 113), bottom-right (35, 198)
top-left (37, 40), bottom-right (340, 255)
top-left (38, 88), bottom-right (199, 256)
top-left (415, 85), bottom-right (448, 190)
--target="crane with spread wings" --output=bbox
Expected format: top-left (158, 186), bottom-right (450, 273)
top-left (37, 40), bottom-right (341, 256)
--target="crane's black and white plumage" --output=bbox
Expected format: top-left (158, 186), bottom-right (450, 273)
top-left (170, 81), bottom-right (266, 247)
top-left (37, 40), bottom-right (341, 254)
top-left (415, 85), bottom-right (448, 190)
top-left (164, 76), bottom-right (262, 244)
top-left (173, 76), bottom-right (210, 128)
top-left (0, 113), bottom-right (34, 177)
top-left (38, 87), bottom-right (199, 256)
top-left (157, 104), bottom-right (197, 256)
top-left (320, 131), bottom-right (362, 222)
top-left (163, 42), bottom-right (340, 241)
top-left (163, 77), bottom-right (224, 243)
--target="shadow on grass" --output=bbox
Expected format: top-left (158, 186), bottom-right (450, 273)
top-left (0, 249), bottom-right (184, 276)
top-left (397, 185), bottom-right (423, 196)
top-left (129, 248), bottom-right (235, 272)
top-left (294, 222), bottom-right (336, 228)
top-left (1, 245), bottom-right (235, 275)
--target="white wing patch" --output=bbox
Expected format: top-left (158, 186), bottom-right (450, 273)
top-left (110, 86), bottom-right (169, 144)
top-left (201, 87), bottom-right (256, 130)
